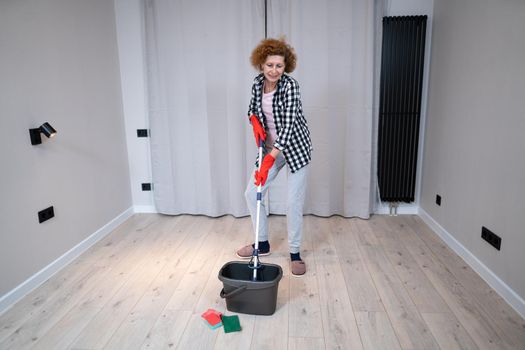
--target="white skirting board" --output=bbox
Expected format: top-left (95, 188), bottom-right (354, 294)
top-left (133, 205), bottom-right (157, 213)
top-left (419, 208), bottom-right (525, 319)
top-left (374, 203), bottom-right (419, 215)
top-left (0, 207), bottom-right (134, 316)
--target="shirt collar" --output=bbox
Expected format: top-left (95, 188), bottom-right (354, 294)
top-left (255, 73), bottom-right (286, 89)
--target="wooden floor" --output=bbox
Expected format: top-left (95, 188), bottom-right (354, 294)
top-left (0, 214), bottom-right (524, 350)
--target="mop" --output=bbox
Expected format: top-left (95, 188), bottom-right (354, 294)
top-left (217, 140), bottom-right (283, 315)
top-left (248, 139), bottom-right (265, 281)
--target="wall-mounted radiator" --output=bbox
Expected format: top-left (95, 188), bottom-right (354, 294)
top-left (378, 15), bottom-right (427, 203)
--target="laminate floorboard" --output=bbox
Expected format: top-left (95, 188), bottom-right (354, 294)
top-left (0, 214), bottom-right (523, 349)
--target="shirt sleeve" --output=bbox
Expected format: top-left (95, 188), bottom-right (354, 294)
top-left (274, 80), bottom-right (300, 151)
top-left (247, 82), bottom-right (257, 120)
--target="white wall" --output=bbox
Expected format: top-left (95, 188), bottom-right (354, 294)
top-left (114, 0), bottom-right (155, 212)
top-left (421, 0), bottom-right (525, 304)
top-left (0, 0), bottom-right (131, 302)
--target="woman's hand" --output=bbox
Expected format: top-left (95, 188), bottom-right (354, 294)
top-left (254, 154), bottom-right (275, 186)
top-left (250, 115), bottom-right (266, 146)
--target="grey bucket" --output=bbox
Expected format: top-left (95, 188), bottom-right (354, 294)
top-left (218, 261), bottom-right (283, 315)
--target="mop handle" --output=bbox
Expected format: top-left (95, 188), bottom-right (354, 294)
top-left (254, 139), bottom-right (264, 248)
top-left (252, 139), bottom-right (264, 281)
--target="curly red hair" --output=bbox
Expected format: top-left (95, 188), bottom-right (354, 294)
top-left (250, 37), bottom-right (297, 73)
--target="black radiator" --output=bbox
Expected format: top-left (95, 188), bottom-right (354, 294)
top-left (378, 15), bottom-right (427, 203)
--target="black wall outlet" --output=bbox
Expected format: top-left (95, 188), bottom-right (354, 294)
top-left (38, 206), bottom-right (55, 223)
top-left (481, 226), bottom-right (501, 250)
top-left (142, 183), bottom-right (152, 191)
top-left (435, 194), bottom-right (441, 206)
top-left (137, 129), bottom-right (149, 137)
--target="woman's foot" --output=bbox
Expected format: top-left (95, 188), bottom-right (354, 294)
top-left (291, 260), bottom-right (306, 277)
top-left (235, 243), bottom-right (271, 259)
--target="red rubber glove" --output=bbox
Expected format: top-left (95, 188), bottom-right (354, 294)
top-left (250, 115), bottom-right (266, 146)
top-left (254, 154), bottom-right (275, 186)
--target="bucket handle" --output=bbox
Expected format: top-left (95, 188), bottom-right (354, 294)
top-left (220, 285), bottom-right (247, 299)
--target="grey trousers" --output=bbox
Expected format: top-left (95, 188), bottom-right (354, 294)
top-left (244, 149), bottom-right (309, 254)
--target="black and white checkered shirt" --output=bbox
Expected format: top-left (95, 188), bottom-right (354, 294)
top-left (248, 73), bottom-right (313, 173)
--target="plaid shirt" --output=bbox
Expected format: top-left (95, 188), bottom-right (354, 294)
top-left (248, 73), bottom-right (313, 173)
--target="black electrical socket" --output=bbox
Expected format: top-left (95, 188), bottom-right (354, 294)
top-left (38, 206), bottom-right (55, 223)
top-left (435, 194), bottom-right (441, 206)
top-left (481, 226), bottom-right (501, 250)
top-left (142, 183), bottom-right (152, 191)
top-left (137, 129), bottom-right (149, 137)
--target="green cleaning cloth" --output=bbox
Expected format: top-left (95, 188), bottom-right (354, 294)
top-left (221, 314), bottom-right (241, 333)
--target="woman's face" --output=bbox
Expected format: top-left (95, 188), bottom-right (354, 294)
top-left (262, 55), bottom-right (285, 84)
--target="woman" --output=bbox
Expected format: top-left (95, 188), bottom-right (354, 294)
top-left (236, 38), bottom-right (313, 277)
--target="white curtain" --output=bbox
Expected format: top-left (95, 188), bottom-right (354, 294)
top-left (266, 0), bottom-right (376, 218)
top-left (145, 0), bottom-right (376, 218)
top-left (144, 0), bottom-right (264, 217)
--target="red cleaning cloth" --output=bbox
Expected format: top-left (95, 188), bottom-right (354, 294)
top-left (201, 309), bottom-right (222, 326)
